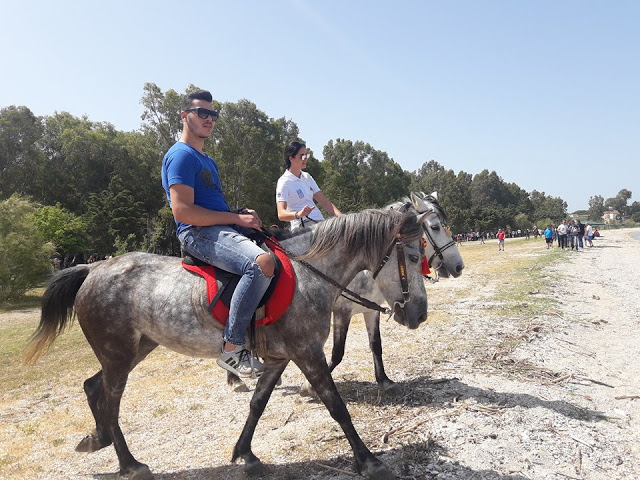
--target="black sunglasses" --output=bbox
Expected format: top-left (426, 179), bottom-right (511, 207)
top-left (185, 107), bottom-right (219, 120)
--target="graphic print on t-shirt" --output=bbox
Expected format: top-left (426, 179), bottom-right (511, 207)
top-left (296, 188), bottom-right (304, 199)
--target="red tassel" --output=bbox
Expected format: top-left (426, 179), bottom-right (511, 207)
top-left (421, 256), bottom-right (430, 275)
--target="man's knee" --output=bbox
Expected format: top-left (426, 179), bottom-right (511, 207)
top-left (256, 253), bottom-right (275, 277)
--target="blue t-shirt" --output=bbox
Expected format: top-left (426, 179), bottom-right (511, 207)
top-left (161, 142), bottom-right (230, 235)
top-left (544, 228), bottom-right (553, 239)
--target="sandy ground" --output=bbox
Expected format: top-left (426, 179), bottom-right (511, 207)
top-left (1, 228), bottom-right (639, 480)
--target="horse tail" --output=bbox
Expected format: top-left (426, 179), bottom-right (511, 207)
top-left (23, 265), bottom-right (92, 366)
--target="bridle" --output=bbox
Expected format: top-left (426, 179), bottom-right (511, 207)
top-left (371, 234), bottom-right (410, 304)
top-left (421, 208), bottom-right (456, 268)
top-left (261, 229), bottom-right (414, 315)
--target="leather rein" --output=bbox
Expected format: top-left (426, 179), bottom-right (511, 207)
top-left (260, 229), bottom-right (411, 315)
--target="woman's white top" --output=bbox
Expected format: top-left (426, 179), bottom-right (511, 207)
top-left (276, 169), bottom-right (325, 230)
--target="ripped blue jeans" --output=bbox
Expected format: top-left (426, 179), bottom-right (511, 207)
top-left (178, 225), bottom-right (272, 346)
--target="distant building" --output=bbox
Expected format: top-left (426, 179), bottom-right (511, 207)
top-left (602, 210), bottom-right (620, 224)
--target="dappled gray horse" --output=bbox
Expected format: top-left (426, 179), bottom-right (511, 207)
top-left (24, 208), bottom-right (429, 480)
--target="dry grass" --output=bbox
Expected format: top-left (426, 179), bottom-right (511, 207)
top-left (0, 236), bottom-right (578, 479)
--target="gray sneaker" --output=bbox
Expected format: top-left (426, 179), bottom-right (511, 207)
top-left (217, 345), bottom-right (266, 377)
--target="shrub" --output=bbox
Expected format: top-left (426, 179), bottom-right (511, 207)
top-left (0, 195), bottom-right (55, 302)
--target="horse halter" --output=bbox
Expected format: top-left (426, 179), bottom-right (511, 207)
top-left (421, 211), bottom-right (456, 267)
top-left (372, 234), bottom-right (411, 303)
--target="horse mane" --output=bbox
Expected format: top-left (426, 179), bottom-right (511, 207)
top-left (296, 209), bottom-right (422, 264)
top-left (416, 192), bottom-right (449, 222)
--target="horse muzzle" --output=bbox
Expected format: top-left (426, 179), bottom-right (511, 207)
top-left (393, 302), bottom-right (427, 329)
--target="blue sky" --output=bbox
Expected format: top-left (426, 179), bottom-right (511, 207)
top-left (2, 1), bottom-right (638, 212)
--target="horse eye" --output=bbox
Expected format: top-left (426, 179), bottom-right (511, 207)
top-left (408, 254), bottom-right (420, 264)
top-left (431, 224), bottom-right (440, 231)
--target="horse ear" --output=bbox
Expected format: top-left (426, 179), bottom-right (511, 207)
top-left (430, 191), bottom-right (438, 200)
top-left (411, 192), bottom-right (428, 212)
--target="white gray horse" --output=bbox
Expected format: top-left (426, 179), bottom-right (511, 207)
top-left (322, 192), bottom-right (464, 394)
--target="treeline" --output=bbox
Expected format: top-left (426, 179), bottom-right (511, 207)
top-left (2, 83), bottom-right (572, 263)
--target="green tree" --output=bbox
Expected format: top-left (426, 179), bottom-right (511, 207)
top-left (604, 189), bottom-right (632, 216)
top-left (531, 190), bottom-right (567, 223)
top-left (513, 212), bottom-right (531, 231)
top-left (322, 139), bottom-right (409, 212)
top-left (0, 106), bottom-right (45, 200)
top-left (588, 195), bottom-right (605, 221)
top-left (211, 99), bottom-right (288, 225)
top-left (139, 82), bottom-right (193, 153)
top-left (33, 204), bottom-right (86, 256)
top-left (0, 195), bottom-right (55, 301)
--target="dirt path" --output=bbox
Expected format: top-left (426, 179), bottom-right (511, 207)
top-left (1, 229), bottom-right (639, 480)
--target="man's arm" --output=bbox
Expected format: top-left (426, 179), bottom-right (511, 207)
top-left (170, 184), bottom-right (262, 230)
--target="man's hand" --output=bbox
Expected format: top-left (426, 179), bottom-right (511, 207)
top-left (236, 209), bottom-right (262, 230)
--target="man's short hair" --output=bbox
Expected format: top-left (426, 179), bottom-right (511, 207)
top-left (182, 90), bottom-right (213, 111)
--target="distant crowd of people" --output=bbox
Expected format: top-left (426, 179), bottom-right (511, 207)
top-left (52, 253), bottom-right (112, 270)
top-left (454, 229), bottom-right (532, 245)
top-left (542, 220), bottom-right (598, 250)
top-left (453, 221), bottom-right (600, 252)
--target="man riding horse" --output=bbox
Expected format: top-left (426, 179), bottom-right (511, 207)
top-left (161, 90), bottom-right (274, 378)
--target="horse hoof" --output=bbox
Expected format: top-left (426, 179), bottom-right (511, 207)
top-left (365, 461), bottom-right (395, 480)
top-left (75, 434), bottom-right (110, 453)
top-left (299, 382), bottom-right (316, 398)
top-left (232, 382), bottom-right (250, 393)
top-left (380, 382), bottom-right (403, 396)
top-left (125, 464), bottom-right (154, 480)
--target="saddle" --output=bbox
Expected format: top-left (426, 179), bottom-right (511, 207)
top-left (181, 237), bottom-right (296, 327)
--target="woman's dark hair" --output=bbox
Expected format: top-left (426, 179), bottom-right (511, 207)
top-left (182, 90), bottom-right (213, 110)
top-left (283, 141), bottom-right (305, 170)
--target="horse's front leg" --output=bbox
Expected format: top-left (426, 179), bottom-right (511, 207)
top-left (232, 361), bottom-right (288, 474)
top-left (294, 351), bottom-right (395, 480)
top-left (300, 305), bottom-right (352, 397)
top-left (363, 311), bottom-right (401, 395)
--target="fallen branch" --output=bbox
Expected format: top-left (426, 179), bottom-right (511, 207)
top-left (552, 373), bottom-right (573, 384)
top-left (575, 376), bottom-right (615, 388)
top-left (569, 435), bottom-right (593, 448)
top-left (382, 406), bottom-right (465, 443)
top-left (615, 395), bottom-right (640, 400)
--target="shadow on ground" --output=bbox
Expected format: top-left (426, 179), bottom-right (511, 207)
top-left (90, 440), bottom-right (528, 480)
top-left (329, 375), bottom-right (604, 422)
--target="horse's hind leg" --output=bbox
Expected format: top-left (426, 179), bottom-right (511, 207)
top-left (232, 361), bottom-right (288, 474)
top-left (76, 337), bottom-right (158, 454)
top-left (293, 351), bottom-right (394, 479)
top-left (75, 371), bottom-right (110, 452)
top-left (364, 311), bottom-right (400, 395)
top-left (80, 334), bottom-right (157, 479)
